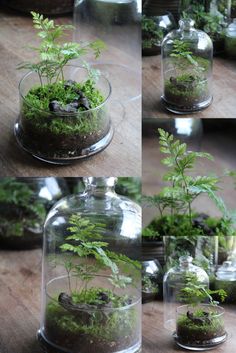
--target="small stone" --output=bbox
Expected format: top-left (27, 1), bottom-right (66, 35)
top-left (75, 89), bottom-right (85, 98)
top-left (49, 100), bottom-right (61, 112)
top-left (64, 80), bottom-right (77, 90)
top-left (98, 291), bottom-right (109, 303)
top-left (79, 97), bottom-right (90, 110)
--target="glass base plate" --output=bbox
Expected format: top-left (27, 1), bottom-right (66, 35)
top-left (173, 332), bottom-right (227, 351)
top-left (161, 96), bottom-right (213, 115)
top-left (14, 122), bottom-right (114, 165)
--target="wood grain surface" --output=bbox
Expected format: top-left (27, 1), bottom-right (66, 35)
top-left (1, 249), bottom-right (236, 353)
top-left (142, 54), bottom-right (236, 120)
top-left (142, 301), bottom-right (236, 353)
top-left (0, 6), bottom-right (141, 177)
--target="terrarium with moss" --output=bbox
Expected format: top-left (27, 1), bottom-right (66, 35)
top-left (161, 19), bottom-right (213, 114)
top-left (142, 15), bottom-right (165, 56)
top-left (0, 177), bottom-right (66, 250)
top-left (174, 272), bottom-right (227, 350)
top-left (15, 12), bottom-right (113, 164)
top-left (38, 177), bottom-right (141, 353)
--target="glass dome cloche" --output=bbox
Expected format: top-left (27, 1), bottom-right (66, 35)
top-left (0, 177), bottom-right (67, 250)
top-left (37, 177), bottom-right (141, 353)
top-left (163, 255), bottom-right (209, 331)
top-left (161, 19), bottom-right (213, 114)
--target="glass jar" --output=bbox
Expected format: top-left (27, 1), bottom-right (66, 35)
top-left (175, 304), bottom-right (226, 350)
top-left (163, 255), bottom-right (209, 330)
top-left (73, 0), bottom-right (141, 103)
top-left (215, 261), bottom-right (236, 303)
top-left (161, 19), bottom-right (213, 114)
top-left (142, 259), bottom-right (162, 303)
top-left (142, 13), bottom-right (176, 56)
top-left (15, 66), bottom-right (113, 164)
top-left (225, 19), bottom-right (236, 58)
top-left (0, 177), bottom-right (67, 250)
top-left (37, 177), bottom-right (141, 353)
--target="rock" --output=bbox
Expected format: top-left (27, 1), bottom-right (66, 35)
top-left (79, 97), bottom-right (90, 110)
top-left (98, 291), bottom-right (110, 303)
top-left (49, 100), bottom-right (61, 112)
top-left (64, 80), bottom-right (77, 90)
top-left (75, 89), bottom-right (85, 98)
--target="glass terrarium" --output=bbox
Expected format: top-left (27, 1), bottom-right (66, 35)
top-left (38, 177), bottom-right (141, 353)
top-left (161, 19), bottom-right (213, 114)
top-left (164, 236), bottom-right (218, 272)
top-left (225, 19), bottom-right (236, 58)
top-left (163, 255), bottom-right (209, 331)
top-left (175, 304), bottom-right (226, 350)
top-left (73, 0), bottom-right (141, 103)
top-left (142, 13), bottom-right (176, 56)
top-left (0, 177), bottom-right (67, 250)
top-left (142, 259), bottom-right (162, 303)
top-left (215, 261), bottom-right (236, 303)
top-left (15, 66), bottom-right (113, 164)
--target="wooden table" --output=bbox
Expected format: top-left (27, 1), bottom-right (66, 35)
top-left (143, 301), bottom-right (236, 353)
top-left (142, 119), bottom-right (236, 226)
top-left (142, 54), bottom-right (236, 120)
top-left (0, 6), bottom-right (141, 177)
top-left (1, 249), bottom-right (236, 353)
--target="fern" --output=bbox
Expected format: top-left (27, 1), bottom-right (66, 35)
top-left (18, 12), bottom-right (105, 85)
top-left (60, 213), bottom-right (139, 294)
top-left (145, 129), bottom-right (231, 234)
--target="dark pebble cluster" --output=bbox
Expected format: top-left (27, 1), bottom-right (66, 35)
top-left (49, 80), bottom-right (90, 114)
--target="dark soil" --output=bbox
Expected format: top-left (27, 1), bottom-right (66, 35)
top-left (177, 312), bottom-right (226, 345)
top-left (163, 78), bottom-right (211, 112)
top-left (44, 325), bottom-right (137, 353)
top-left (17, 117), bottom-right (111, 160)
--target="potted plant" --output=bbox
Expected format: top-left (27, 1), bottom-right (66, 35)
top-left (181, 3), bottom-right (227, 54)
top-left (142, 15), bottom-right (165, 56)
top-left (142, 259), bottom-right (162, 303)
top-left (0, 178), bottom-right (46, 249)
top-left (144, 129), bottom-right (236, 244)
top-left (162, 35), bottom-right (213, 113)
top-left (38, 213), bottom-right (141, 353)
top-left (174, 272), bottom-right (227, 350)
top-left (15, 12), bottom-right (113, 164)
top-left (6, 0), bottom-right (74, 15)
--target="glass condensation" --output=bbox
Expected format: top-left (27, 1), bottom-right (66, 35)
top-left (73, 0), bottom-right (141, 103)
top-left (0, 177), bottom-right (67, 250)
top-left (163, 255), bottom-right (209, 331)
top-left (161, 19), bottom-right (213, 114)
top-left (38, 177), bottom-right (141, 353)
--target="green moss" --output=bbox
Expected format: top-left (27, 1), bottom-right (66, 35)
top-left (0, 178), bottom-right (46, 238)
top-left (22, 80), bottom-right (105, 136)
top-left (46, 287), bottom-right (138, 342)
top-left (177, 310), bottom-right (225, 340)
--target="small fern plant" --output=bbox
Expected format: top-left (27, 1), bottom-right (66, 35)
top-left (179, 272), bottom-right (227, 307)
top-left (18, 12), bottom-right (105, 85)
top-left (60, 213), bottom-right (140, 295)
top-left (170, 39), bottom-right (205, 76)
top-left (144, 129), bottom-right (230, 232)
